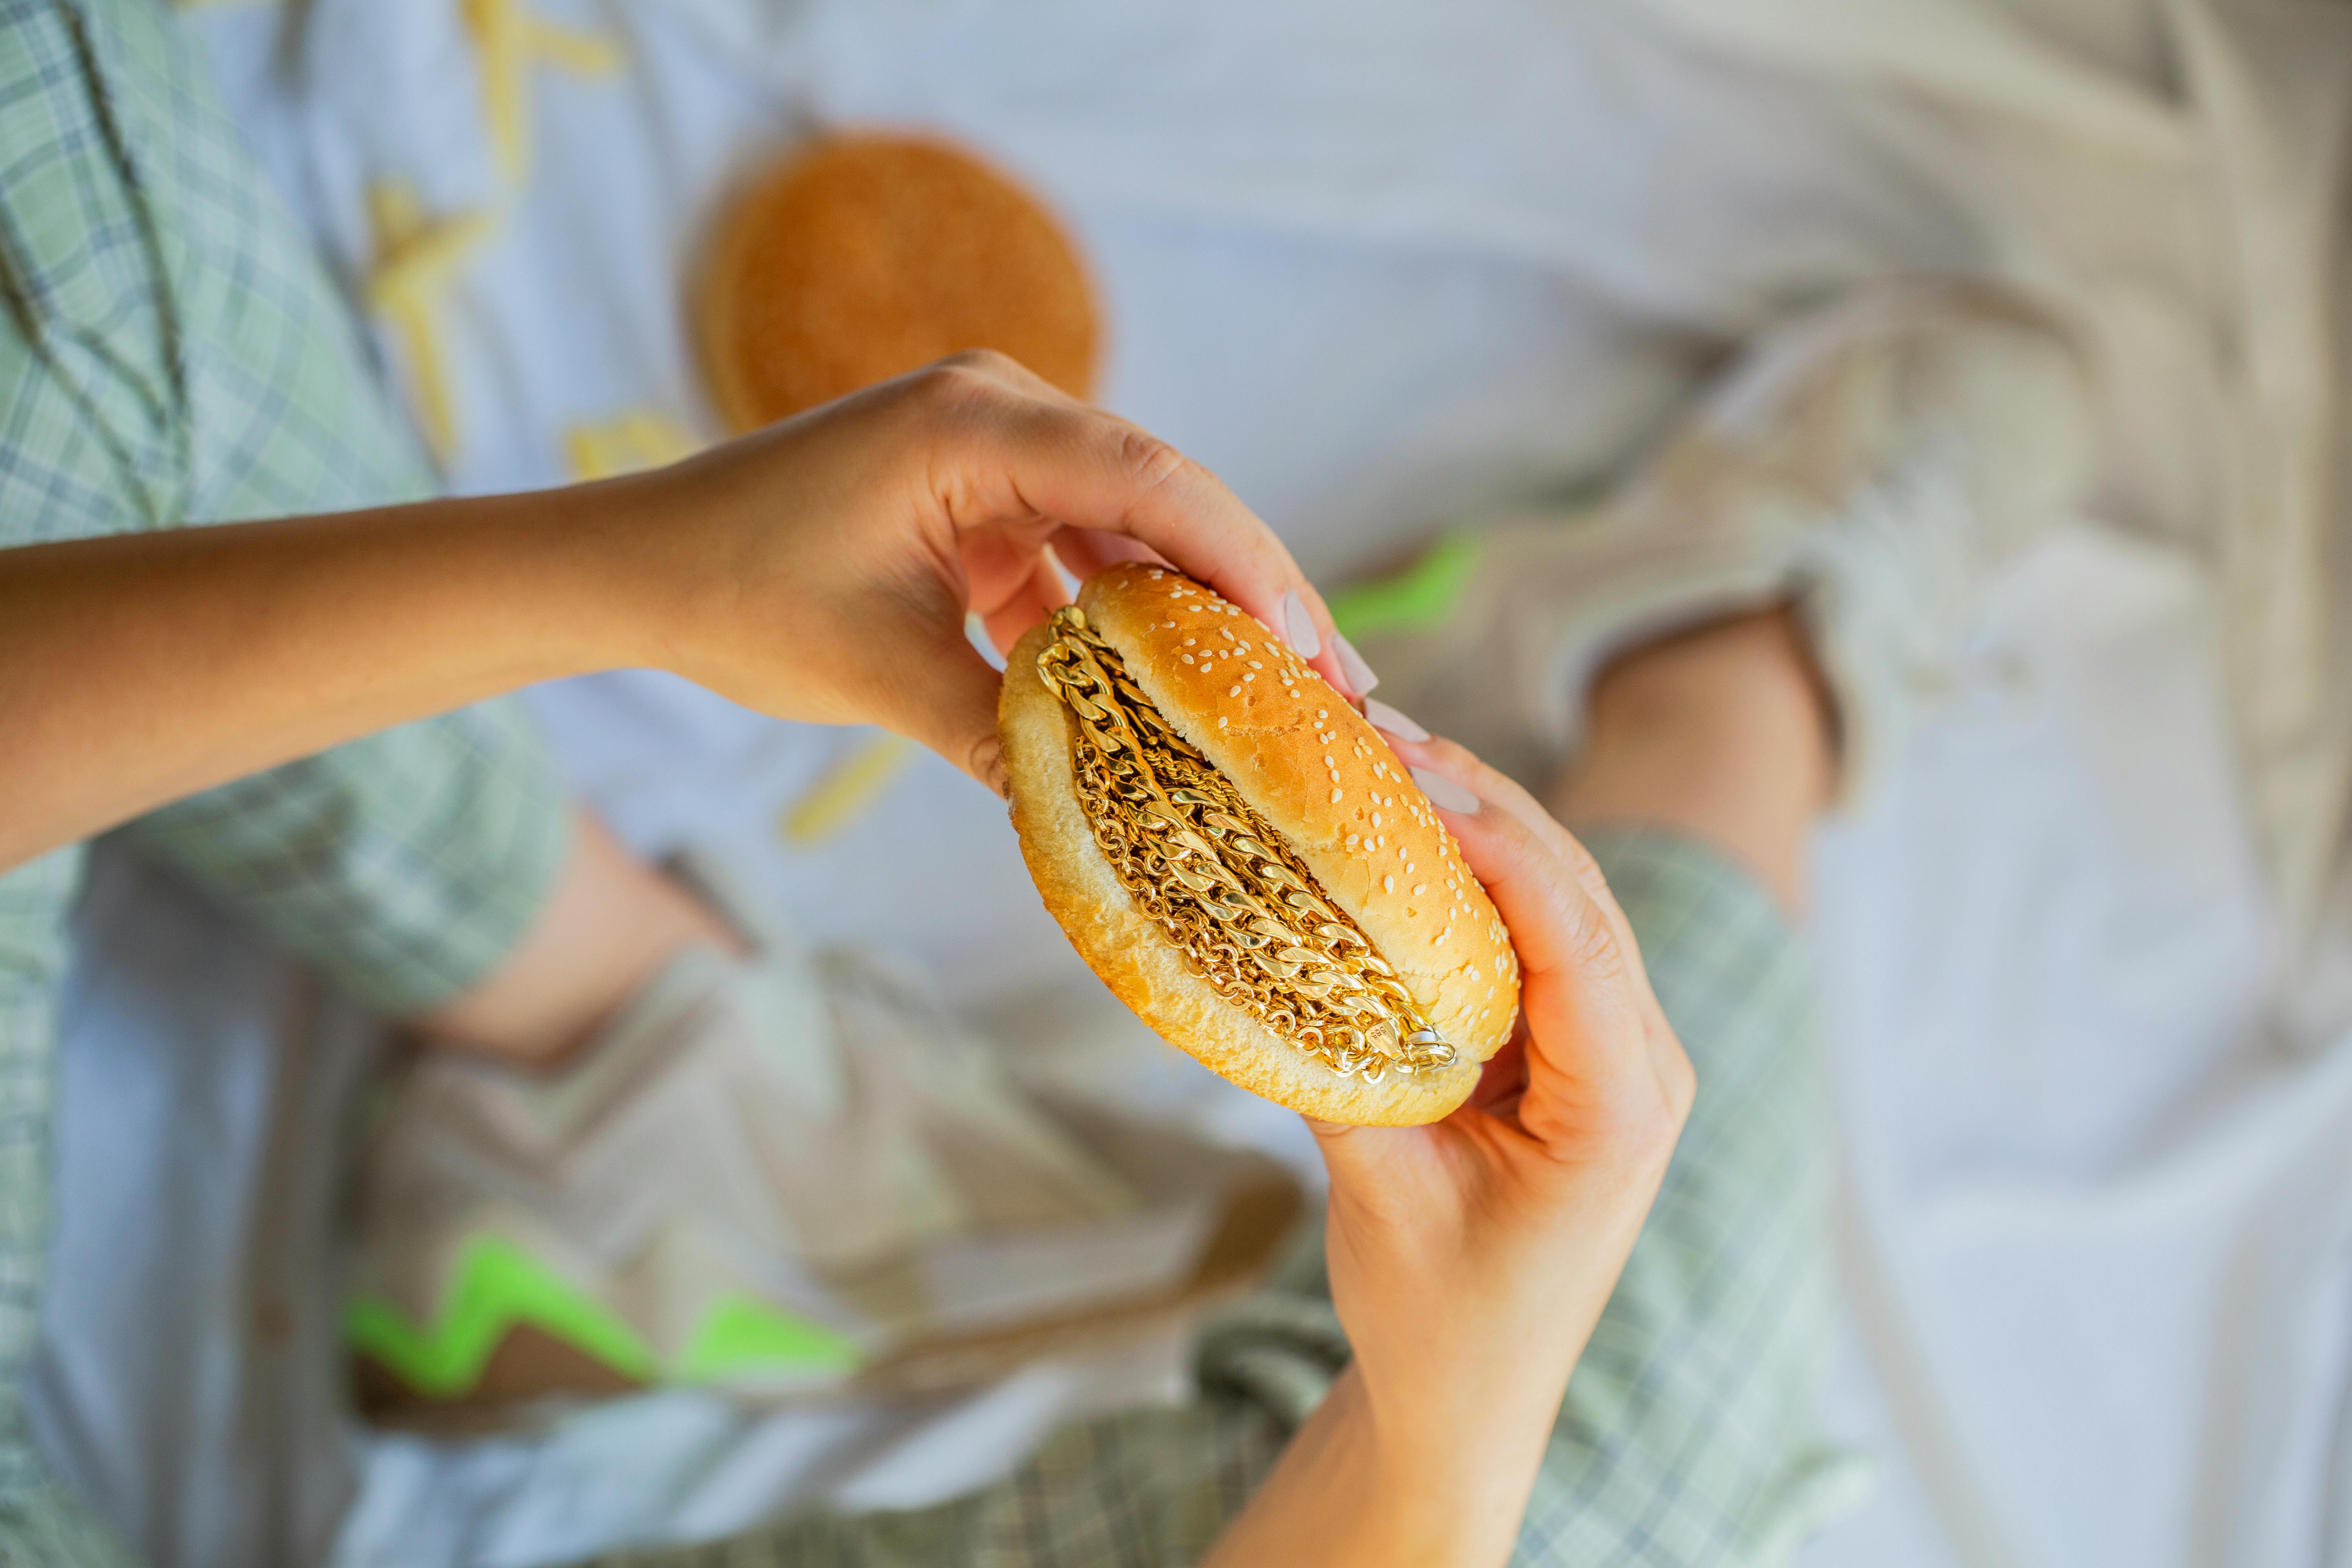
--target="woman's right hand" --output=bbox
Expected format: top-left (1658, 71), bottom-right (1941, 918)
top-left (1205, 737), bottom-right (1694, 1568)
top-left (615, 350), bottom-right (1352, 795)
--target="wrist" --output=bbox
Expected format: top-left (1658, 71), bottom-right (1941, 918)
top-left (1358, 1363), bottom-right (1561, 1542)
top-left (474, 469), bottom-right (711, 679)
top-left (1207, 1369), bottom-right (1546, 1568)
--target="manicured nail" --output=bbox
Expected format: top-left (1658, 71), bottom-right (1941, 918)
top-left (1334, 633), bottom-right (1379, 695)
top-left (1281, 589), bottom-right (1321, 659)
top-left (1363, 698), bottom-right (1429, 742)
top-left (1411, 766), bottom-right (1480, 815)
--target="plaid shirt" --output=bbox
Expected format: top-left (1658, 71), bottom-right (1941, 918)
top-left (0, 3), bottom-right (1864, 1561)
top-left (0, 2), bottom-right (566, 1558)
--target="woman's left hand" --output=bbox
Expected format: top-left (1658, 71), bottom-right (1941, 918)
top-left (1204, 736), bottom-right (1693, 1568)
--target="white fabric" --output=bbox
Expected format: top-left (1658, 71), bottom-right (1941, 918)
top-left (33, 0), bottom-right (2351, 1564)
top-left (355, 938), bottom-right (1236, 1387)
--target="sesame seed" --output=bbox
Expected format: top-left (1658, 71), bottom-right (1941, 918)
top-left (1347, 834), bottom-right (1360, 848)
top-left (1371, 812), bottom-right (1383, 827)
top-left (1245, 673), bottom-right (1256, 682)
top-left (1181, 654), bottom-right (1195, 664)
top-left (1318, 709), bottom-right (1328, 719)
top-left (1413, 884), bottom-right (1426, 895)
top-left (1331, 789), bottom-right (1344, 803)
top-left (1248, 660), bottom-right (1263, 670)
top-left (1184, 637), bottom-right (1196, 646)
top-left (1164, 621), bottom-right (1177, 628)
top-left (1218, 717), bottom-right (1229, 728)
top-left (1383, 875), bottom-right (1395, 892)
top-left (1222, 628), bottom-right (1236, 641)
top-left (1229, 685), bottom-right (1242, 697)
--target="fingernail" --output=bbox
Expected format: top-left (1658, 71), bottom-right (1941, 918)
top-left (1363, 698), bottom-right (1429, 742)
top-left (1334, 633), bottom-right (1379, 695)
top-left (1411, 766), bottom-right (1480, 815)
top-left (1281, 589), bottom-right (1321, 659)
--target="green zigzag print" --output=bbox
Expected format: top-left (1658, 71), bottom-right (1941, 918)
top-left (346, 1234), bottom-right (862, 1397)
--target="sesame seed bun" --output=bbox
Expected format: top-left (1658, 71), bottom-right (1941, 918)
top-left (697, 134), bottom-right (1099, 433)
top-left (999, 564), bottom-right (1519, 1127)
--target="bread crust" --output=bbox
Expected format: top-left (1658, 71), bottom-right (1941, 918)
top-left (697, 135), bottom-right (1098, 433)
top-left (998, 566), bottom-right (1519, 1127)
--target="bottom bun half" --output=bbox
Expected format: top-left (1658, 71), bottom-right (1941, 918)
top-left (999, 622), bottom-right (1482, 1127)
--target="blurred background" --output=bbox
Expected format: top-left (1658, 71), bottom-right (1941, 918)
top-left (36, 1), bottom-right (2352, 1565)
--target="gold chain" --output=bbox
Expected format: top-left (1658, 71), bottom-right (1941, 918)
top-left (1037, 608), bottom-right (1455, 1083)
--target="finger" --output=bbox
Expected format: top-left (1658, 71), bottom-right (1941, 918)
top-left (1380, 733), bottom-right (1587, 887)
top-left (1438, 795), bottom-right (1659, 1152)
top-left (876, 624), bottom-right (1015, 796)
top-left (980, 553), bottom-right (1068, 656)
top-left (1400, 734), bottom-right (1678, 1103)
top-left (1302, 1115), bottom-right (1412, 1195)
top-left (1469, 1023), bottom-right (1529, 1113)
top-left (1047, 524), bottom-right (1165, 579)
top-left (922, 372), bottom-right (1355, 695)
top-left (1382, 733), bottom-right (1659, 1017)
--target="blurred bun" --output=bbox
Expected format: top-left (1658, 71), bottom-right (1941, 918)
top-left (698, 134), bottom-right (1098, 432)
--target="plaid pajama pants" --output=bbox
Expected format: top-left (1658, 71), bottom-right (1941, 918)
top-left (590, 831), bottom-right (1867, 1568)
top-left (0, 2), bottom-right (1862, 1561)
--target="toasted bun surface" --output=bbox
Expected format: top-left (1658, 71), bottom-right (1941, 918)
top-left (698, 134), bottom-right (1098, 433)
top-left (999, 565), bottom-right (1519, 1126)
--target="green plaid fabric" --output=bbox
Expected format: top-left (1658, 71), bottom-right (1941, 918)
top-left (0, 0), bottom-right (568, 1557)
top-left (594, 829), bottom-right (1869, 1568)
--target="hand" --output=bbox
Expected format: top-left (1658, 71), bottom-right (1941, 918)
top-left (1206, 737), bottom-right (1694, 1568)
top-left (625, 351), bottom-right (1350, 792)
top-left (0, 350), bottom-right (1344, 869)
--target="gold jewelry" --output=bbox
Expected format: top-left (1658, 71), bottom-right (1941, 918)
top-left (1037, 608), bottom-right (1455, 1083)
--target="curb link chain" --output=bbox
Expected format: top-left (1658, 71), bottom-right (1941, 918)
top-left (1038, 608), bottom-right (1455, 1084)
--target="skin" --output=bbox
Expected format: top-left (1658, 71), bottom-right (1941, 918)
top-left (1548, 606), bottom-right (1836, 913)
top-left (416, 807), bottom-right (749, 1061)
top-left (0, 352), bottom-right (1353, 872)
top-left (1, 351), bottom-right (1356, 1064)
top-left (1214, 610), bottom-right (1832, 1568)
top-left (0, 337), bottom-right (1834, 1564)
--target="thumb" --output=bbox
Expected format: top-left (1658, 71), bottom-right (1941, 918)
top-left (1304, 1116), bottom-right (1411, 1198)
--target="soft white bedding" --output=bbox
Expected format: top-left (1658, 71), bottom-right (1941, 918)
top-left (35, 0), bottom-right (2352, 1564)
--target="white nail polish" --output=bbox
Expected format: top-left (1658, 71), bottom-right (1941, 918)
top-left (1363, 698), bottom-right (1429, 742)
top-left (1411, 766), bottom-right (1480, 815)
top-left (1281, 590), bottom-right (1321, 659)
top-left (1334, 633), bottom-right (1378, 695)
